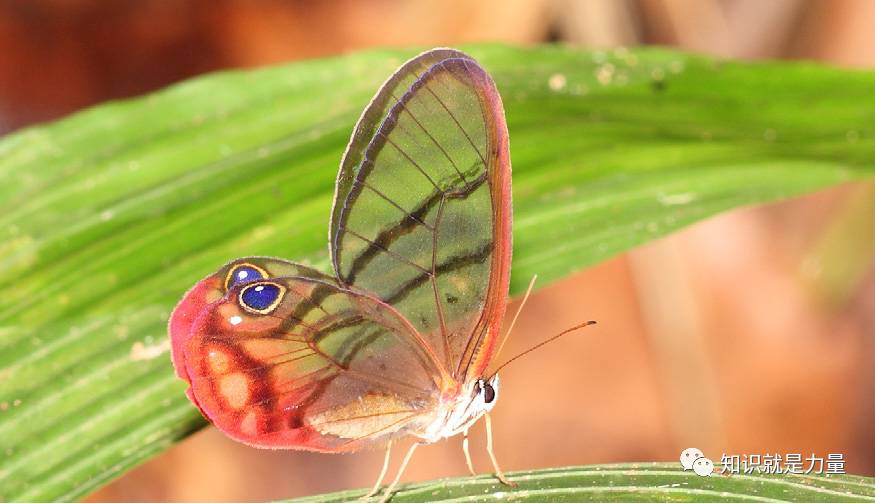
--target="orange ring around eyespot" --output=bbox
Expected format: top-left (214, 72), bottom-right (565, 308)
top-left (224, 262), bottom-right (270, 291)
top-left (237, 281), bottom-right (287, 315)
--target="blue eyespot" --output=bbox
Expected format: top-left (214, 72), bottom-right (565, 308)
top-left (226, 264), bottom-right (265, 290)
top-left (240, 282), bottom-right (283, 313)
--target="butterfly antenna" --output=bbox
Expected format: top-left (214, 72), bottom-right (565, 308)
top-left (493, 275), bottom-right (538, 364)
top-left (489, 320), bottom-right (597, 378)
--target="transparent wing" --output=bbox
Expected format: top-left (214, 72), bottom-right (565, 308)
top-left (329, 49), bottom-right (512, 381)
top-left (183, 275), bottom-right (442, 452)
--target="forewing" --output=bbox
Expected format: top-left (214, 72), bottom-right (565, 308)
top-left (330, 49), bottom-right (512, 381)
top-left (184, 275), bottom-right (440, 451)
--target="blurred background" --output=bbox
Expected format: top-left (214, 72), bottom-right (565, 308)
top-left (2, 0), bottom-right (873, 501)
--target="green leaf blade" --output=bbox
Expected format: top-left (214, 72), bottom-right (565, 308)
top-left (288, 464), bottom-right (875, 502)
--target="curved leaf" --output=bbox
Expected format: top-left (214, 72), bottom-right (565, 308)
top-left (290, 464), bottom-right (875, 502)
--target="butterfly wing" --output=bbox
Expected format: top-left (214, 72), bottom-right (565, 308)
top-left (169, 257), bottom-right (333, 406)
top-left (330, 49), bottom-right (512, 382)
top-left (184, 275), bottom-right (441, 451)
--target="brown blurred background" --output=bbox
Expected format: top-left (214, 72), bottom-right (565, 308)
top-left (2, 1), bottom-right (873, 501)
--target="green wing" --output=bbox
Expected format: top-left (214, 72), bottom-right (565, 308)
top-left (329, 49), bottom-right (512, 380)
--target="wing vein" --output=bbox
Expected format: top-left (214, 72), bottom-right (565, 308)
top-left (422, 79), bottom-right (486, 168)
top-left (186, 346), bottom-right (315, 380)
top-left (380, 133), bottom-right (444, 194)
top-left (333, 411), bottom-right (422, 448)
top-left (392, 92), bottom-right (470, 186)
top-left (346, 228), bottom-right (434, 276)
top-left (355, 178), bottom-right (435, 231)
top-left (430, 196), bottom-right (452, 370)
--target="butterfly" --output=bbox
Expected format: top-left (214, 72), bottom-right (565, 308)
top-left (169, 48), bottom-right (515, 500)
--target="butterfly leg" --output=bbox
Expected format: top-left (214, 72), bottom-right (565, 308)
top-left (462, 428), bottom-right (476, 476)
top-left (362, 439), bottom-right (393, 500)
top-left (377, 441), bottom-right (421, 503)
top-left (485, 413), bottom-right (516, 487)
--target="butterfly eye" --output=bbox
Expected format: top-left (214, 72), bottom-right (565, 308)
top-left (225, 263), bottom-right (268, 290)
top-left (482, 382), bottom-right (496, 404)
top-left (239, 282), bottom-right (285, 314)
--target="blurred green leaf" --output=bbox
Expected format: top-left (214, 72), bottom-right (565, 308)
top-left (802, 181), bottom-right (875, 306)
top-left (290, 463), bottom-right (875, 502)
top-left (1, 45), bottom-right (874, 502)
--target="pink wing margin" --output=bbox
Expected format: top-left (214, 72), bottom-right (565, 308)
top-left (455, 56), bottom-right (512, 381)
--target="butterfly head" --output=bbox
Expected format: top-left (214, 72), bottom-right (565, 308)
top-left (474, 374), bottom-right (500, 413)
top-left (426, 374), bottom-right (500, 441)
